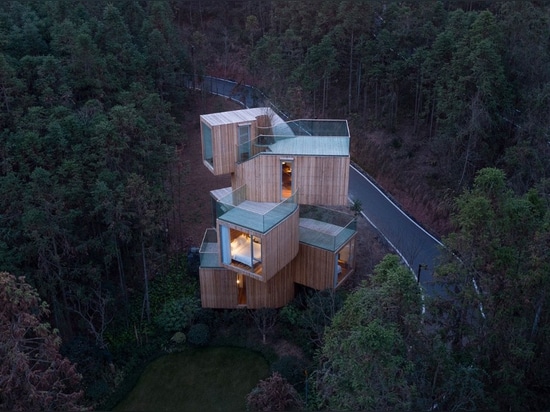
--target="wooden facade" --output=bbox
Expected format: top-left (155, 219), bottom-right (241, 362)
top-left (198, 108), bottom-right (357, 309)
top-left (200, 108), bottom-right (273, 176)
top-left (199, 266), bottom-right (295, 309)
top-left (216, 207), bottom-right (300, 281)
top-left (199, 268), bottom-right (238, 308)
top-left (245, 268), bottom-right (295, 308)
top-left (232, 155), bottom-right (350, 205)
top-left (290, 236), bottom-right (357, 290)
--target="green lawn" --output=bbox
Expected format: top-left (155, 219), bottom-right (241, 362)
top-left (114, 347), bottom-right (269, 412)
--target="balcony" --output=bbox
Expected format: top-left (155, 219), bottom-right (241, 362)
top-left (299, 205), bottom-right (357, 251)
top-left (216, 185), bottom-right (298, 233)
top-left (235, 118), bottom-right (350, 164)
top-left (199, 228), bottom-right (221, 268)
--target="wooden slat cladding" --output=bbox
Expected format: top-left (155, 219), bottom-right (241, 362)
top-left (199, 261), bottom-right (295, 308)
top-left (246, 268), bottom-right (295, 308)
top-left (214, 123), bottom-right (235, 175)
top-left (235, 155), bottom-right (350, 205)
top-left (216, 207), bottom-right (300, 281)
top-left (287, 243), bottom-right (337, 290)
top-left (199, 268), bottom-right (238, 308)
top-left (262, 207), bottom-right (300, 281)
top-left (201, 118), bottom-right (258, 176)
top-left (234, 155), bottom-right (279, 202)
top-left (296, 156), bottom-right (350, 206)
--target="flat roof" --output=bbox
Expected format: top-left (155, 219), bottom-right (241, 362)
top-left (202, 107), bottom-right (350, 157)
top-left (218, 200), bottom-right (297, 233)
top-left (266, 136), bottom-right (349, 156)
top-left (299, 218), bottom-right (355, 251)
top-left (200, 107), bottom-right (286, 127)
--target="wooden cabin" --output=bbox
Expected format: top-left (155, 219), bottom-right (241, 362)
top-left (198, 108), bottom-right (357, 309)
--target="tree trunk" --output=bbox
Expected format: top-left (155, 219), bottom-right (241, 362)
top-left (116, 239), bottom-right (128, 311)
top-left (356, 61), bottom-right (362, 113)
top-left (141, 237), bottom-right (151, 323)
top-left (348, 31), bottom-right (354, 114)
top-left (414, 69), bottom-right (422, 135)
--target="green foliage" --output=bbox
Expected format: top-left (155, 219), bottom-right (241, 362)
top-left (154, 296), bottom-right (200, 334)
top-left (350, 198), bottom-right (362, 217)
top-left (313, 256), bottom-right (421, 411)
top-left (433, 167), bottom-right (550, 410)
top-left (149, 258), bottom-right (195, 315)
top-left (278, 288), bottom-right (344, 357)
top-left (187, 323), bottom-right (210, 347)
top-left (270, 355), bottom-right (308, 389)
top-left (170, 331), bottom-right (186, 345)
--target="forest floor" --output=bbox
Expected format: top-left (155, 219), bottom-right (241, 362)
top-left (168, 93), bottom-right (448, 285)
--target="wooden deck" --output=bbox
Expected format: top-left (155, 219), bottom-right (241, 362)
top-left (299, 218), bottom-right (355, 251)
top-left (219, 200), bottom-right (297, 233)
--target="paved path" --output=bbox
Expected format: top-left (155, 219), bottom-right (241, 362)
top-left (186, 75), bottom-right (444, 294)
top-left (348, 165), bottom-right (442, 295)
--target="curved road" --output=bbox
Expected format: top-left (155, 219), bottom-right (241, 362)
top-left (348, 165), bottom-right (441, 295)
top-left (185, 75), bottom-right (443, 295)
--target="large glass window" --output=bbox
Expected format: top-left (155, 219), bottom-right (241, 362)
top-left (238, 124), bottom-right (251, 162)
top-left (335, 239), bottom-right (355, 286)
top-left (202, 122), bottom-right (213, 168)
top-left (220, 226), bottom-right (263, 274)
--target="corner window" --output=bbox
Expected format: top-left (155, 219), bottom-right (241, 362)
top-left (335, 239), bottom-right (355, 286)
top-left (202, 122), bottom-right (213, 168)
top-left (220, 225), bottom-right (263, 274)
top-left (238, 124), bottom-right (251, 162)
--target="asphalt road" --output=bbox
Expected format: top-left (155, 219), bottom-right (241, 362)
top-left (348, 165), bottom-right (442, 295)
top-left (188, 75), bottom-right (444, 295)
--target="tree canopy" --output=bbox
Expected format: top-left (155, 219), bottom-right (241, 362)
top-left (0, 272), bottom-right (84, 411)
top-left (433, 167), bottom-right (550, 410)
top-left (314, 255), bottom-right (421, 411)
top-left (2, 1), bottom-right (550, 410)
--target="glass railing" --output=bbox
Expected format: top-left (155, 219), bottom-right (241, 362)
top-left (216, 185), bottom-right (248, 218)
top-left (286, 119), bottom-right (350, 137)
top-left (199, 228), bottom-right (221, 268)
top-left (217, 186), bottom-right (299, 233)
top-left (236, 134), bottom-right (295, 163)
top-left (236, 132), bottom-right (350, 162)
top-left (299, 205), bottom-right (357, 251)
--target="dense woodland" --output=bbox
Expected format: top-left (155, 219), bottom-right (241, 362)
top-left (1, 0), bottom-right (550, 411)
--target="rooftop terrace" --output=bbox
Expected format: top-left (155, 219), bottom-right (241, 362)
top-left (216, 185), bottom-right (298, 233)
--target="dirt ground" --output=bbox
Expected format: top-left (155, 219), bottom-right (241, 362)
top-left (168, 94), bottom-right (394, 285)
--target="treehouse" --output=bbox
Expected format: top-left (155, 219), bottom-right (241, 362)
top-left (198, 107), bottom-right (357, 309)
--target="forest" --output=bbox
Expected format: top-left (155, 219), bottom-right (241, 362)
top-left (1, 0), bottom-right (550, 411)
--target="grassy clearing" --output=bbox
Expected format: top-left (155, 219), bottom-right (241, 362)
top-left (114, 347), bottom-right (269, 412)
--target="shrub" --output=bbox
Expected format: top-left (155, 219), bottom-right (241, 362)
top-left (170, 331), bottom-right (186, 344)
top-left (246, 372), bottom-right (303, 412)
top-left (86, 379), bottom-right (110, 402)
top-left (155, 296), bottom-right (200, 333)
top-left (187, 323), bottom-right (210, 346)
top-left (270, 356), bottom-right (308, 388)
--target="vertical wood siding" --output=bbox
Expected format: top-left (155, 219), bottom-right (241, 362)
top-left (246, 268), bottom-right (295, 308)
top-left (216, 206), bottom-right (300, 281)
top-left (199, 268), bottom-right (238, 308)
top-left (262, 208), bottom-right (300, 281)
top-left (287, 243), bottom-right (336, 290)
top-left (235, 155), bottom-right (350, 205)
